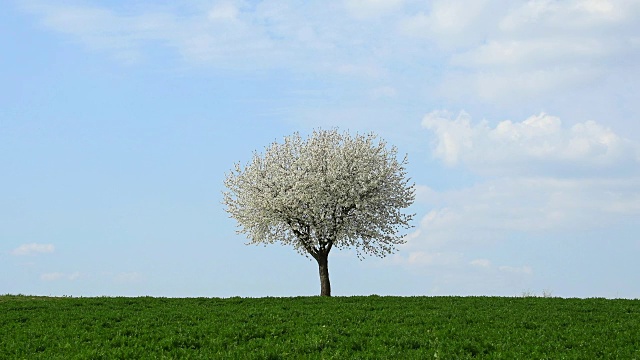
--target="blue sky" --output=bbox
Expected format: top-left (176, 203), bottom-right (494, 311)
top-left (2, 0), bottom-right (639, 298)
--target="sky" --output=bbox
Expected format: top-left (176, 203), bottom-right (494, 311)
top-left (1, 0), bottom-right (639, 298)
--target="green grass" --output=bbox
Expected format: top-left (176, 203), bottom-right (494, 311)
top-left (1, 295), bottom-right (638, 359)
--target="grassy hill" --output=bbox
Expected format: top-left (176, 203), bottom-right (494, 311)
top-left (1, 295), bottom-right (638, 359)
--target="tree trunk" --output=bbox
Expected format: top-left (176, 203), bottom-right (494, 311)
top-left (317, 253), bottom-right (331, 297)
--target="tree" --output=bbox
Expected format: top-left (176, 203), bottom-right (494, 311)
top-left (223, 129), bottom-right (415, 296)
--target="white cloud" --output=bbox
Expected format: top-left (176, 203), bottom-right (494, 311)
top-left (440, 66), bottom-right (604, 103)
top-left (398, 0), bottom-right (500, 43)
top-left (208, 2), bottom-right (240, 21)
top-left (21, 0), bottom-right (640, 104)
top-left (407, 111), bottom-right (640, 275)
top-left (408, 0), bottom-right (640, 102)
top-left (422, 111), bottom-right (639, 176)
top-left (405, 175), bottom-right (640, 270)
top-left (404, 251), bottom-right (463, 266)
top-left (470, 259), bottom-right (491, 268)
top-left (11, 243), bottom-right (55, 256)
top-left (26, 4), bottom-right (147, 64)
top-left (499, 0), bottom-right (635, 33)
top-left (24, 2), bottom-right (273, 66)
top-left (451, 39), bottom-right (613, 70)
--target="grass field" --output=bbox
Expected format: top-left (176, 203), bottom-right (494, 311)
top-left (1, 295), bottom-right (639, 359)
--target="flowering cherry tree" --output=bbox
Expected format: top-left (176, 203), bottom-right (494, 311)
top-left (223, 129), bottom-right (415, 296)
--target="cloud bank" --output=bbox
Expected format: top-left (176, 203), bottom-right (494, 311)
top-left (417, 111), bottom-right (640, 238)
top-left (22, 0), bottom-right (640, 102)
top-left (391, 111), bottom-right (640, 293)
top-left (422, 111), bottom-right (639, 177)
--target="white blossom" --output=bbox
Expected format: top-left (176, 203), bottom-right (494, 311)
top-left (223, 129), bottom-right (415, 260)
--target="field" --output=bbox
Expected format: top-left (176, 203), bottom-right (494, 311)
top-left (1, 295), bottom-right (639, 359)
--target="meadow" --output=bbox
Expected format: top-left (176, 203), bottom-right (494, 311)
top-left (1, 295), bottom-right (638, 359)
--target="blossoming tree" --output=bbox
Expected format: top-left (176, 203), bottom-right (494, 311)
top-left (223, 129), bottom-right (415, 296)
